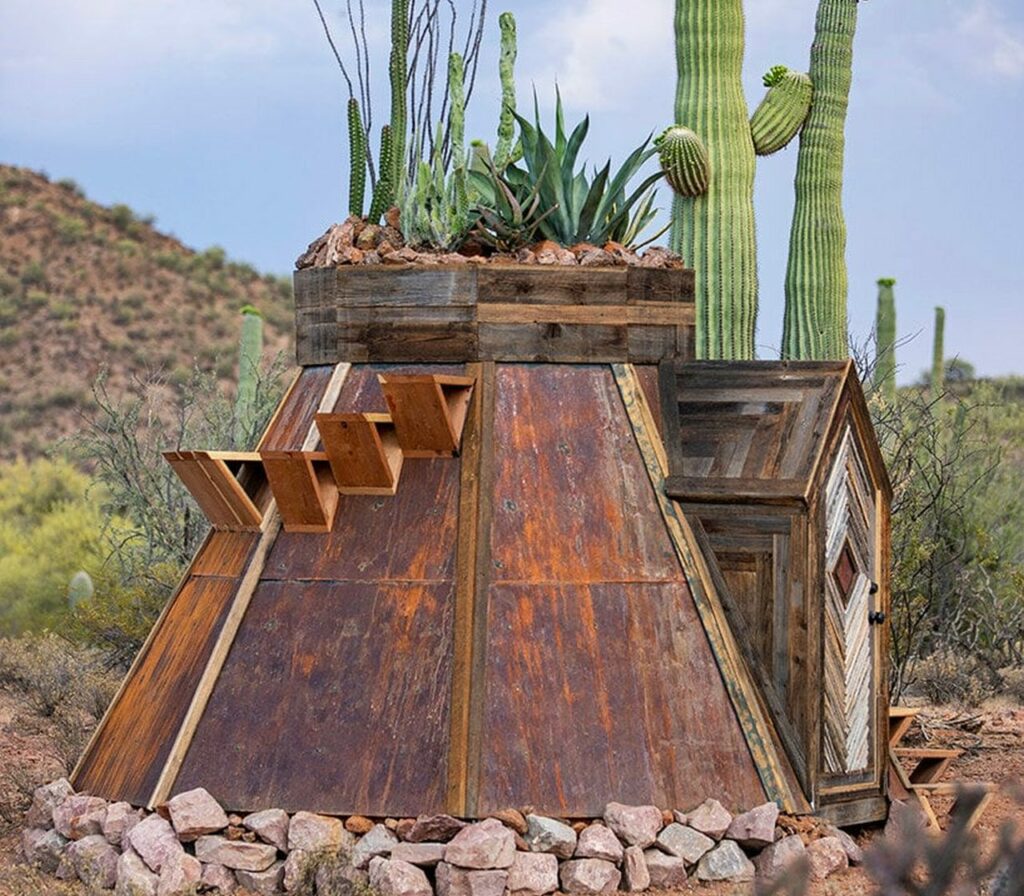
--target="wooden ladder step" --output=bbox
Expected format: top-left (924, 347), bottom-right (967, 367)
top-left (316, 412), bottom-right (404, 495)
top-left (888, 706), bottom-right (920, 747)
top-left (379, 374), bottom-right (475, 457)
top-left (894, 747), bottom-right (964, 785)
top-left (260, 450), bottom-right (338, 534)
top-left (164, 450), bottom-right (264, 532)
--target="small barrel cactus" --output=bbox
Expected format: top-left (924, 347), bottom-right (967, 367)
top-left (750, 65), bottom-right (813, 156)
top-left (656, 126), bottom-right (711, 197)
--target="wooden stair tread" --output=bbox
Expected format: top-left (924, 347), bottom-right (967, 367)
top-left (911, 781), bottom-right (994, 794)
top-left (888, 706), bottom-right (920, 719)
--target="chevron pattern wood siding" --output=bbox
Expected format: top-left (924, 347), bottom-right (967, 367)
top-left (822, 427), bottom-right (875, 774)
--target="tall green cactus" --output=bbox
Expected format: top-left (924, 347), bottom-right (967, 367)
top-left (781, 0), bottom-right (860, 360)
top-left (389, 0), bottom-right (409, 191)
top-left (670, 0), bottom-right (757, 360)
top-left (495, 12), bottom-right (518, 168)
top-left (347, 97), bottom-right (367, 217)
top-left (873, 278), bottom-right (896, 403)
top-left (368, 125), bottom-right (395, 223)
top-left (932, 306), bottom-right (946, 394)
top-left (449, 52), bottom-right (469, 225)
top-left (234, 305), bottom-right (263, 448)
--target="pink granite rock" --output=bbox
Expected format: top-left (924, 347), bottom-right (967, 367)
top-left (753, 834), bottom-right (806, 883)
top-left (194, 835), bottom-right (277, 872)
top-left (165, 788), bottom-right (229, 841)
top-left (67, 833), bottom-right (119, 889)
top-left (602, 802), bottom-right (663, 848)
top-left (622, 846), bottom-right (650, 892)
top-left (558, 858), bottom-right (622, 894)
top-left (643, 850), bottom-right (688, 889)
top-left (444, 818), bottom-right (515, 870)
top-left (574, 825), bottom-right (623, 863)
top-left (21, 827), bottom-right (67, 873)
top-left (236, 861), bottom-right (285, 896)
top-left (53, 794), bottom-right (108, 840)
top-left (127, 815), bottom-right (185, 873)
top-left (806, 836), bottom-right (848, 880)
top-left (244, 809), bottom-right (290, 852)
top-left (726, 802), bottom-right (779, 850)
top-left (370, 857), bottom-right (434, 896)
top-left (117, 848), bottom-right (159, 896)
top-left (506, 851), bottom-right (558, 896)
top-left (687, 799), bottom-right (733, 841)
top-left (156, 851), bottom-right (201, 896)
top-left (26, 778), bottom-right (75, 828)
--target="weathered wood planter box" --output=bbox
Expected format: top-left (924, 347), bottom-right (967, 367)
top-left (294, 264), bottom-right (695, 365)
top-left (73, 263), bottom-right (891, 828)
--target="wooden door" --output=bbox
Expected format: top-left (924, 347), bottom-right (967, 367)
top-left (820, 426), bottom-right (883, 789)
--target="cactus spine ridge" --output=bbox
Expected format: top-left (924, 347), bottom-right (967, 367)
top-left (347, 97), bottom-right (367, 217)
top-left (495, 12), bottom-right (518, 168)
top-left (750, 67), bottom-right (812, 156)
top-left (873, 278), bottom-right (897, 403)
top-left (932, 306), bottom-right (946, 394)
top-left (670, 0), bottom-right (757, 360)
top-left (782, 0), bottom-right (860, 360)
top-left (657, 126), bottom-right (710, 197)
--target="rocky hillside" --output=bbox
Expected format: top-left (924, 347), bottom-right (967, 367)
top-left (0, 166), bottom-right (294, 460)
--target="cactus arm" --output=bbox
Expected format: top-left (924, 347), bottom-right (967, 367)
top-left (495, 12), bottom-right (518, 168)
top-left (670, 0), bottom-right (757, 360)
top-left (657, 126), bottom-right (710, 197)
top-left (234, 306), bottom-right (264, 448)
top-left (347, 97), bottom-right (367, 217)
top-left (750, 67), bottom-right (813, 156)
top-left (873, 278), bottom-right (897, 402)
top-left (782, 0), bottom-right (860, 360)
top-left (932, 306), bottom-right (946, 393)
top-left (389, 0), bottom-right (409, 186)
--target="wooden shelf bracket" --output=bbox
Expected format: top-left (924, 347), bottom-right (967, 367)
top-left (316, 412), bottom-right (404, 495)
top-left (379, 374), bottom-right (475, 457)
top-left (259, 450), bottom-right (339, 533)
top-left (164, 450), bottom-right (264, 532)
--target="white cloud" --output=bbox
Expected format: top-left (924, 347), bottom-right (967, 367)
top-left (955, 0), bottom-right (1024, 79)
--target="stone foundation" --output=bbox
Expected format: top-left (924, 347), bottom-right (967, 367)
top-left (20, 780), bottom-right (862, 895)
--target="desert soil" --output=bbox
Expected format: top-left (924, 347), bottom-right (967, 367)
top-left (0, 687), bottom-right (1021, 896)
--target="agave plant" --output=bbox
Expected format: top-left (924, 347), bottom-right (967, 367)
top-left (466, 143), bottom-right (557, 252)
top-left (507, 91), bottom-right (663, 247)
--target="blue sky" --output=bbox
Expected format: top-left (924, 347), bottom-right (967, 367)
top-left (2, 0), bottom-right (1022, 380)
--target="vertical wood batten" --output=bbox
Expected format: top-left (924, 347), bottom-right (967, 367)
top-left (446, 363), bottom-right (484, 815)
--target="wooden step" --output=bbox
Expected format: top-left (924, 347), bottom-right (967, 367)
top-left (894, 747), bottom-right (963, 785)
top-left (888, 706), bottom-right (920, 747)
top-left (317, 412), bottom-right (404, 495)
top-left (379, 374), bottom-right (475, 457)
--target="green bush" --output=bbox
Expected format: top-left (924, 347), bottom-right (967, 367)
top-left (55, 215), bottom-right (88, 244)
top-left (109, 203), bottom-right (136, 231)
top-left (0, 459), bottom-right (116, 635)
top-left (56, 177), bottom-right (84, 198)
top-left (20, 261), bottom-right (46, 288)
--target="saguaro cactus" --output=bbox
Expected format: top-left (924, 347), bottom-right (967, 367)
top-left (347, 97), bottom-right (367, 217)
top-left (670, 0), bottom-right (757, 360)
top-left (931, 306), bottom-right (946, 394)
top-left (495, 12), bottom-right (518, 168)
top-left (449, 52), bottom-right (469, 225)
top-left (234, 305), bottom-right (264, 447)
top-left (873, 278), bottom-right (896, 402)
top-left (781, 0), bottom-right (860, 360)
top-left (657, 126), bottom-right (710, 197)
top-left (368, 125), bottom-right (395, 223)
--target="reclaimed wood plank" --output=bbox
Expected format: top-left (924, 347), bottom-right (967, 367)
top-left (317, 412), bottom-right (403, 494)
top-left (476, 265), bottom-right (626, 305)
top-left (379, 374), bottom-right (475, 457)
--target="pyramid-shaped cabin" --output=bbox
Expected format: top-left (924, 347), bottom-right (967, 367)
top-left (72, 265), bottom-right (891, 826)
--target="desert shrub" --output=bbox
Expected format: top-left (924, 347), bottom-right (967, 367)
top-left (154, 250), bottom-right (188, 273)
top-left (910, 648), bottom-right (1001, 706)
top-left (20, 260), bottom-right (46, 287)
top-left (65, 359), bottom-right (286, 662)
top-left (116, 238), bottom-right (141, 257)
top-left (290, 847), bottom-right (372, 896)
top-left (109, 203), bottom-right (136, 231)
top-left (0, 296), bottom-right (18, 327)
top-left (867, 382), bottom-right (1024, 700)
top-left (0, 459), bottom-right (116, 636)
top-left (56, 177), bottom-right (84, 197)
top-left (55, 214), bottom-right (87, 244)
top-left (999, 667), bottom-right (1024, 704)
